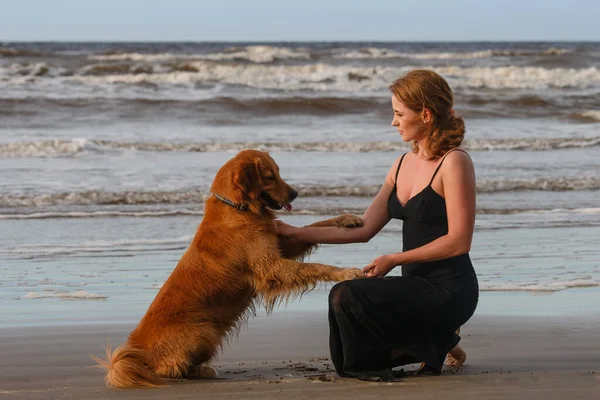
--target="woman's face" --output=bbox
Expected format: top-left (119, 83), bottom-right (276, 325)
top-left (390, 95), bottom-right (425, 142)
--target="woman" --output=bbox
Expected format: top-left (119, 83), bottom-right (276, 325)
top-left (275, 69), bottom-right (479, 381)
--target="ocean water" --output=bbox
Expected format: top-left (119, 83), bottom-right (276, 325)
top-left (1, 42), bottom-right (599, 327)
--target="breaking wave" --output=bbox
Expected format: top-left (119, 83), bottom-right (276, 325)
top-left (3, 63), bottom-right (600, 91)
top-left (2, 179), bottom-right (599, 208)
top-left (1, 44), bottom-right (573, 63)
top-left (0, 46), bottom-right (45, 57)
top-left (2, 207), bottom-right (600, 221)
top-left (332, 47), bottom-right (569, 60)
top-left (0, 190), bottom-right (208, 207)
top-left (2, 137), bottom-right (600, 157)
top-left (479, 279), bottom-right (600, 292)
top-left (22, 290), bottom-right (108, 300)
top-left (88, 46), bottom-right (571, 63)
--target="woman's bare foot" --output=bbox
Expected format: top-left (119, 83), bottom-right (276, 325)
top-left (445, 345), bottom-right (467, 366)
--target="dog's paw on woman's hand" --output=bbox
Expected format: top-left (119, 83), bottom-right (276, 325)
top-left (334, 214), bottom-right (364, 229)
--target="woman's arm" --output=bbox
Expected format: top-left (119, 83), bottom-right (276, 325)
top-left (276, 155), bottom-right (404, 244)
top-left (364, 151), bottom-right (476, 277)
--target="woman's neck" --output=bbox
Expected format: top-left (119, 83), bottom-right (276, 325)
top-left (414, 137), bottom-right (431, 160)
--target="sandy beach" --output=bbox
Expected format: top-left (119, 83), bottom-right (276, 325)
top-left (1, 311), bottom-right (598, 400)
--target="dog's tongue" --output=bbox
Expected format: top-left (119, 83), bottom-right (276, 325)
top-left (283, 203), bottom-right (293, 212)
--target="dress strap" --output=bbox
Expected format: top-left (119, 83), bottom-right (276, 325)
top-left (394, 153), bottom-right (407, 186)
top-left (428, 148), bottom-right (468, 186)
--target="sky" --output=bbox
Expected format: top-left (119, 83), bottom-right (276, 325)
top-left (0, 0), bottom-right (598, 42)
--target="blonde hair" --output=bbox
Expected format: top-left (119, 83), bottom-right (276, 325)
top-left (389, 69), bottom-right (465, 160)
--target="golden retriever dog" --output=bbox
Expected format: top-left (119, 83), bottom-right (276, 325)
top-left (92, 149), bottom-right (364, 388)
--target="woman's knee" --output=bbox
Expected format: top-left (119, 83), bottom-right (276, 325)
top-left (329, 281), bottom-right (352, 311)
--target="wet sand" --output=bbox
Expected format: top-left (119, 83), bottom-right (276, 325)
top-left (0, 311), bottom-right (598, 399)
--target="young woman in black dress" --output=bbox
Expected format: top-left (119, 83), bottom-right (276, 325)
top-left (276, 69), bottom-right (479, 381)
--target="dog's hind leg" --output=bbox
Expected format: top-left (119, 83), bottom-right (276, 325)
top-left (153, 361), bottom-right (188, 380)
top-left (186, 363), bottom-right (219, 379)
top-left (185, 340), bottom-right (220, 379)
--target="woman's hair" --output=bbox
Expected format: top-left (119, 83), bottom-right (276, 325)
top-left (389, 69), bottom-right (465, 160)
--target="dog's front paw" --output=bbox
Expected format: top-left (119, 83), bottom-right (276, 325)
top-left (340, 268), bottom-right (364, 281)
top-left (333, 214), bottom-right (364, 228)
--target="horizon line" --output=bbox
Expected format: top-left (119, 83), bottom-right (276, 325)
top-left (3, 39), bottom-right (599, 44)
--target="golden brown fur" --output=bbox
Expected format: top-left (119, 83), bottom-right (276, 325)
top-left (92, 150), bottom-right (364, 388)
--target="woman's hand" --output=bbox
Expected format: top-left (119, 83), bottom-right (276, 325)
top-left (362, 254), bottom-right (399, 278)
top-left (274, 220), bottom-right (298, 238)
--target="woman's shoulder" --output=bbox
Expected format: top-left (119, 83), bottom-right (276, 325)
top-left (440, 148), bottom-right (475, 177)
top-left (441, 147), bottom-right (471, 162)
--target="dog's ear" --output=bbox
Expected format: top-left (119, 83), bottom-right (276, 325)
top-left (233, 159), bottom-right (263, 200)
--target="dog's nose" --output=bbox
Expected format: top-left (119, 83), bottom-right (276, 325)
top-left (289, 189), bottom-right (298, 201)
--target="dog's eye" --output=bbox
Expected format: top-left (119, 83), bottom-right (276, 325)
top-left (265, 175), bottom-right (275, 180)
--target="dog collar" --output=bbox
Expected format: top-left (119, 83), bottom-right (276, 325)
top-left (211, 192), bottom-right (249, 212)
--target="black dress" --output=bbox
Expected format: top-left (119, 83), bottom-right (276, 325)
top-left (328, 149), bottom-right (479, 381)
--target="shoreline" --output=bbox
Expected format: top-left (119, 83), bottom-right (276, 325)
top-left (4, 286), bottom-right (600, 329)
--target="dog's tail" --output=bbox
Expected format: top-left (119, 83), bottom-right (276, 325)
top-left (91, 343), bottom-right (166, 389)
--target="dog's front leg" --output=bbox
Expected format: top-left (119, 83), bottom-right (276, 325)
top-left (308, 214), bottom-right (363, 229)
top-left (278, 214), bottom-right (364, 260)
top-left (253, 259), bottom-right (362, 312)
top-left (278, 238), bottom-right (318, 261)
